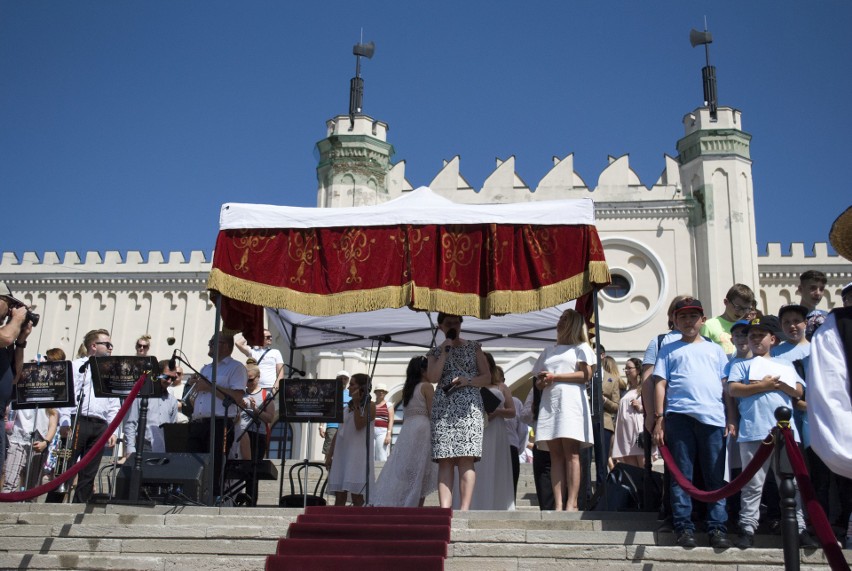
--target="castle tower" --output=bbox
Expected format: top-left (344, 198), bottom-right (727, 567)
top-left (676, 106), bottom-right (759, 314)
top-left (315, 114), bottom-right (395, 208)
top-left (315, 41), bottom-right (397, 208)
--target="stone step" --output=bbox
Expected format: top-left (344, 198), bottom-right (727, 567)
top-left (0, 554), bottom-right (268, 571)
top-left (0, 503), bottom-right (844, 570)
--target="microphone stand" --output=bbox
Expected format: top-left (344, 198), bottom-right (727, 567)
top-left (363, 336), bottom-right (387, 505)
top-left (234, 386), bottom-right (280, 506)
top-left (126, 371), bottom-right (152, 504)
top-left (219, 396), bottom-right (235, 504)
top-left (107, 397), bottom-right (125, 500)
top-left (22, 405), bottom-right (39, 492)
top-left (64, 364), bottom-right (90, 503)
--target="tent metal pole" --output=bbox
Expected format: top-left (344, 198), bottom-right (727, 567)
top-left (592, 289), bottom-right (608, 509)
top-left (209, 294), bottom-right (222, 506)
top-left (364, 339), bottom-right (385, 504)
top-left (278, 321), bottom-right (298, 504)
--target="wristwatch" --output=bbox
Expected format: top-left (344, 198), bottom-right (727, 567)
top-left (15, 340), bottom-right (27, 349)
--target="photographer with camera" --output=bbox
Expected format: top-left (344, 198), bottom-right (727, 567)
top-left (0, 281), bottom-right (36, 476)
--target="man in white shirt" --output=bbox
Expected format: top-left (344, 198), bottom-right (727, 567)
top-left (187, 332), bottom-right (247, 497)
top-left (61, 328), bottom-right (121, 503)
top-left (236, 329), bottom-right (283, 390)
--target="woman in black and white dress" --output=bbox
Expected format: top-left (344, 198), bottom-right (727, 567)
top-left (428, 313), bottom-right (491, 510)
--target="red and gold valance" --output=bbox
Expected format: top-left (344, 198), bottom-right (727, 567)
top-left (209, 222), bottom-right (610, 321)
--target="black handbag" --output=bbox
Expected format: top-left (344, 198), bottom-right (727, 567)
top-left (480, 387), bottom-right (502, 414)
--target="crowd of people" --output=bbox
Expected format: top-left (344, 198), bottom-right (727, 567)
top-left (0, 315), bottom-right (286, 505)
top-left (320, 261), bottom-right (852, 554)
top-left (1, 209), bottom-right (850, 555)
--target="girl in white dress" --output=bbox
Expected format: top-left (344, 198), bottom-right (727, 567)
top-left (372, 356), bottom-right (438, 507)
top-left (466, 358), bottom-right (516, 510)
top-left (325, 373), bottom-right (376, 506)
top-left (532, 309), bottom-right (595, 511)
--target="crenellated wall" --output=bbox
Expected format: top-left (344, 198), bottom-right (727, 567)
top-left (422, 152), bottom-right (683, 205)
top-left (0, 250), bottom-right (217, 370)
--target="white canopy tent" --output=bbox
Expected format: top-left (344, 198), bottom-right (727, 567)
top-left (266, 303), bottom-right (575, 352)
top-left (216, 187), bottom-right (597, 350)
top-left (207, 186), bottom-right (611, 507)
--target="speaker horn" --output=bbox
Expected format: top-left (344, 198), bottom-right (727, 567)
top-left (353, 41), bottom-right (375, 59)
top-left (690, 29), bottom-right (713, 47)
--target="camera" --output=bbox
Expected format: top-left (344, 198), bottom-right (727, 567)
top-left (5, 299), bottom-right (39, 328)
top-left (25, 310), bottom-right (40, 327)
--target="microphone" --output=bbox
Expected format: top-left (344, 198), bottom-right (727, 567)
top-left (166, 337), bottom-right (176, 346)
top-left (368, 334), bottom-right (392, 343)
top-left (445, 328), bottom-right (457, 352)
top-left (442, 381), bottom-right (462, 394)
top-left (168, 350), bottom-right (178, 371)
top-left (78, 358), bottom-right (91, 374)
top-left (284, 363), bottom-right (306, 376)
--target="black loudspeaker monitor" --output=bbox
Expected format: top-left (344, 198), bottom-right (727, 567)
top-left (116, 452), bottom-right (209, 504)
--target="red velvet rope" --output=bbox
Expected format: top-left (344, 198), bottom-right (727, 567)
top-left (659, 430), bottom-right (776, 503)
top-left (780, 426), bottom-right (850, 571)
top-left (0, 373), bottom-right (146, 503)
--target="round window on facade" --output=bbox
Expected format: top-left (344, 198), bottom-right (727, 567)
top-left (603, 273), bottom-right (631, 300)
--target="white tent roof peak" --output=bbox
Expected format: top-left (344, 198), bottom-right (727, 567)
top-left (219, 186), bottom-right (596, 230)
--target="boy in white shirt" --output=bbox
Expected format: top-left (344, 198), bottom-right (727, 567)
top-left (727, 315), bottom-right (816, 549)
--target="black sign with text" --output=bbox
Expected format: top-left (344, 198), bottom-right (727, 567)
top-left (90, 356), bottom-right (162, 398)
top-left (281, 378), bottom-right (343, 423)
top-left (13, 361), bottom-right (75, 409)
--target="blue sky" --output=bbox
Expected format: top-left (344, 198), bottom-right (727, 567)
top-left (2, 1), bottom-right (850, 260)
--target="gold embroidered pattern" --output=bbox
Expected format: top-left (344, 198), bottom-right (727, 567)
top-left (442, 226), bottom-right (479, 287)
top-left (287, 229), bottom-right (319, 285)
top-left (334, 229), bottom-right (375, 284)
top-left (232, 230), bottom-right (277, 274)
top-left (524, 226), bottom-right (557, 280)
top-left (389, 227), bottom-right (431, 278)
top-left (486, 224), bottom-right (509, 267)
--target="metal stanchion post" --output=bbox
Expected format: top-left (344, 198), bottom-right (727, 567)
top-left (774, 406), bottom-right (799, 571)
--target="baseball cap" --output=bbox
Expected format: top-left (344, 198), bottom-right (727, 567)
top-left (335, 370), bottom-right (351, 379)
top-left (0, 281), bottom-right (24, 306)
top-left (672, 298), bottom-right (704, 316)
top-left (730, 319), bottom-right (750, 334)
top-left (745, 315), bottom-right (784, 338)
top-left (373, 383), bottom-right (388, 393)
top-left (842, 282), bottom-right (852, 300)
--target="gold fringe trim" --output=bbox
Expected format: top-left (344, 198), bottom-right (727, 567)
top-left (208, 260), bottom-right (610, 318)
top-left (208, 269), bottom-right (413, 316)
top-left (411, 261), bottom-right (611, 317)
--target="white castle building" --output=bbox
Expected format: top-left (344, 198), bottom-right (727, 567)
top-left (2, 102), bottom-right (850, 460)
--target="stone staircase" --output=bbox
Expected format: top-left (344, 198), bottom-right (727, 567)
top-left (0, 461), bottom-right (847, 570)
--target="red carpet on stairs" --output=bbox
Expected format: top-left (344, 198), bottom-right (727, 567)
top-left (265, 506), bottom-right (452, 571)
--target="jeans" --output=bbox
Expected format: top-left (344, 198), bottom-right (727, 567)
top-left (665, 413), bottom-right (728, 533)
